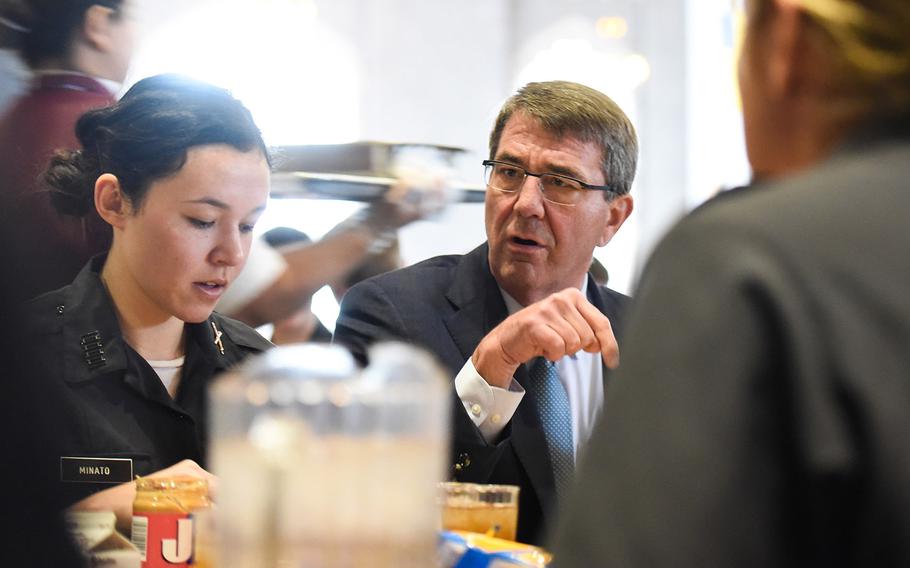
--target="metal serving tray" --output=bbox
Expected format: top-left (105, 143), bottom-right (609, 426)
top-left (269, 142), bottom-right (486, 203)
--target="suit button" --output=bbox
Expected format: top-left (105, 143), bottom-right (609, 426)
top-left (56, 305), bottom-right (65, 316)
top-left (470, 403), bottom-right (482, 416)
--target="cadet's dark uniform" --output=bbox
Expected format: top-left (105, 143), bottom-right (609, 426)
top-left (22, 256), bottom-right (273, 505)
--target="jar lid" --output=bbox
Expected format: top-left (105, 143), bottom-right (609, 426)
top-left (135, 476), bottom-right (208, 493)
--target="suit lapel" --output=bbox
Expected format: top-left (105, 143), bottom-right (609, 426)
top-left (586, 274), bottom-right (610, 386)
top-left (586, 274), bottom-right (624, 388)
top-left (443, 244), bottom-right (508, 362)
top-left (443, 243), bottom-right (558, 519)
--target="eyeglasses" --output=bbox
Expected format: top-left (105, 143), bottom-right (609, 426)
top-left (482, 160), bottom-right (617, 206)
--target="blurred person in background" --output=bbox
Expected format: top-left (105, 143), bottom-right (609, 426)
top-left (553, 0), bottom-right (910, 565)
top-left (255, 226), bottom-right (403, 345)
top-left (0, 1), bottom-right (30, 116)
top-left (329, 234), bottom-right (403, 302)
top-left (22, 74), bottom-right (272, 532)
top-left (219, 181), bottom-right (444, 329)
top-left (259, 226), bottom-right (334, 344)
top-left (0, 0), bottom-right (136, 296)
top-left (335, 81), bottom-right (636, 545)
top-left (1, 11), bottom-right (80, 559)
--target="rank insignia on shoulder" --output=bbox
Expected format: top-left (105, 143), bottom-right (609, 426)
top-left (61, 457), bottom-right (133, 484)
top-left (80, 330), bottom-right (106, 369)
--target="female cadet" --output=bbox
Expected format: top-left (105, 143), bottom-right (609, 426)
top-left (22, 74), bottom-right (273, 531)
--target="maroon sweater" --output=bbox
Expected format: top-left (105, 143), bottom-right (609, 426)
top-left (0, 73), bottom-right (114, 296)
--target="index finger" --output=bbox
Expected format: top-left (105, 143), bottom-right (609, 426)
top-left (575, 297), bottom-right (620, 369)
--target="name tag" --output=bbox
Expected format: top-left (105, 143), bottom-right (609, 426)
top-left (60, 457), bottom-right (133, 484)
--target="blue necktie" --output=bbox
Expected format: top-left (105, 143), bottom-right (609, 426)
top-left (526, 357), bottom-right (575, 496)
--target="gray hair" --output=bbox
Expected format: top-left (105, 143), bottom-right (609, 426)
top-left (488, 81), bottom-right (638, 196)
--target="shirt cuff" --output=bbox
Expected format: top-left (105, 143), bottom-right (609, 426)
top-left (454, 358), bottom-right (525, 444)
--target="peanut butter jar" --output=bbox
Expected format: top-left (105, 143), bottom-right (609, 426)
top-left (131, 477), bottom-right (211, 567)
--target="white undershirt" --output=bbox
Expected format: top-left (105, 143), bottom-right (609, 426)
top-left (454, 278), bottom-right (605, 459)
top-left (147, 356), bottom-right (186, 399)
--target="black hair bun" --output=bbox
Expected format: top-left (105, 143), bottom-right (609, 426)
top-left (44, 148), bottom-right (98, 217)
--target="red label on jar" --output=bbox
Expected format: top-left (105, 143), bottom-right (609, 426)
top-left (131, 512), bottom-right (197, 567)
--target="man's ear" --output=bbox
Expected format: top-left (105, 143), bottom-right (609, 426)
top-left (597, 194), bottom-right (633, 247)
top-left (94, 174), bottom-right (131, 229)
top-left (81, 4), bottom-right (118, 52)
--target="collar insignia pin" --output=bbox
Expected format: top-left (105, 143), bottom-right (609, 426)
top-left (211, 322), bottom-right (225, 355)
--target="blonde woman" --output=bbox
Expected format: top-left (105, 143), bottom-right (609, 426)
top-left (555, 0), bottom-right (910, 565)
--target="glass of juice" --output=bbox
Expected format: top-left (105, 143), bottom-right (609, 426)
top-left (438, 482), bottom-right (520, 541)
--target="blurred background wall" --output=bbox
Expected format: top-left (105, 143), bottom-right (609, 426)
top-left (126, 0), bottom-right (749, 324)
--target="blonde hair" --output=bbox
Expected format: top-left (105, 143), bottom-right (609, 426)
top-left (755, 0), bottom-right (910, 117)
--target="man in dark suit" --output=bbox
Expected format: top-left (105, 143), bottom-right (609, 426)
top-left (334, 80), bottom-right (637, 545)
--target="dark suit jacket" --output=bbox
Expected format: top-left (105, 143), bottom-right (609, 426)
top-left (335, 242), bottom-right (628, 545)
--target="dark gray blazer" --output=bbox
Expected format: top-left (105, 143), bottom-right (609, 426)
top-left (552, 117), bottom-right (910, 566)
top-left (334, 242), bottom-right (628, 545)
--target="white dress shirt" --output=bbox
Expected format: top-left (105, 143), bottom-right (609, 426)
top-left (454, 278), bottom-right (605, 459)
